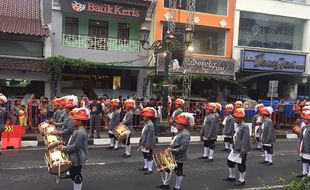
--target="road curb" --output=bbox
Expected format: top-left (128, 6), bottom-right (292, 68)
top-left (0, 133), bottom-right (298, 148)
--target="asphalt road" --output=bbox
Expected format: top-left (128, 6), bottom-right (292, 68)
top-left (0, 140), bottom-right (303, 190)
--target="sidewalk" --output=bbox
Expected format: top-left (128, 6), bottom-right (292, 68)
top-left (3, 126), bottom-right (296, 148)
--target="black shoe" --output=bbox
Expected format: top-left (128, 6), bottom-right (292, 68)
top-left (198, 156), bottom-right (208, 159)
top-left (205, 159), bottom-right (214, 162)
top-left (144, 170), bottom-right (153, 175)
top-left (106, 146), bottom-right (114, 150)
top-left (112, 148), bottom-right (119, 151)
top-left (222, 177), bottom-right (236, 182)
top-left (138, 168), bottom-right (148, 171)
top-left (265, 162), bottom-right (273, 166)
top-left (235, 180), bottom-right (245, 186)
top-left (222, 149), bottom-right (230, 151)
top-left (259, 161), bottom-right (268, 164)
top-left (120, 153), bottom-right (126, 156)
top-left (122, 154), bottom-right (131, 158)
top-left (60, 174), bottom-right (70, 179)
top-left (156, 184), bottom-right (170, 189)
top-left (255, 148), bottom-right (261, 150)
top-left (296, 174), bottom-right (307, 178)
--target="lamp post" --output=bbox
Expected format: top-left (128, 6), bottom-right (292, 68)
top-left (139, 26), bottom-right (194, 120)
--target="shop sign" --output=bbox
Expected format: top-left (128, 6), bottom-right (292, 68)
top-left (241, 50), bottom-right (306, 73)
top-left (61, 0), bottom-right (146, 20)
top-left (157, 55), bottom-right (235, 76)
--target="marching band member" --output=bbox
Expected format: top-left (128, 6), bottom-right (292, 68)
top-left (156, 113), bottom-right (193, 190)
top-left (0, 93), bottom-right (7, 156)
top-left (120, 99), bottom-right (135, 158)
top-left (260, 107), bottom-right (276, 166)
top-left (252, 104), bottom-right (264, 150)
top-left (234, 101), bottom-right (243, 109)
top-left (107, 99), bottom-right (121, 150)
top-left (297, 110), bottom-right (310, 178)
top-left (222, 104), bottom-right (235, 151)
top-left (139, 107), bottom-right (156, 175)
top-left (200, 103), bottom-right (217, 162)
top-left (223, 108), bottom-right (251, 186)
top-left (214, 103), bottom-right (222, 141)
top-left (170, 98), bottom-right (185, 137)
top-left (51, 95), bottom-right (78, 144)
top-left (61, 108), bottom-right (89, 190)
top-left (51, 98), bottom-right (62, 123)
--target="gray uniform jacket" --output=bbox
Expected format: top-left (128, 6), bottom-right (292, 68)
top-left (234, 122), bottom-right (251, 153)
top-left (223, 115), bottom-right (235, 137)
top-left (0, 108), bottom-right (4, 132)
top-left (140, 121), bottom-right (156, 149)
top-left (65, 127), bottom-right (88, 166)
top-left (171, 129), bottom-right (190, 162)
top-left (108, 109), bottom-right (120, 131)
top-left (52, 109), bottom-right (62, 122)
top-left (214, 112), bottom-right (220, 135)
top-left (60, 116), bottom-right (74, 144)
top-left (202, 114), bottom-right (216, 139)
top-left (122, 110), bottom-right (134, 133)
top-left (171, 108), bottom-right (182, 126)
top-left (58, 110), bottom-right (68, 123)
top-left (301, 126), bottom-right (310, 155)
top-left (261, 118), bottom-right (276, 144)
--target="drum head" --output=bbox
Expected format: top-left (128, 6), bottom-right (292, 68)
top-left (49, 162), bottom-right (71, 175)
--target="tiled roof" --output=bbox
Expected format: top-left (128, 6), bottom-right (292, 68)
top-left (0, 0), bottom-right (49, 36)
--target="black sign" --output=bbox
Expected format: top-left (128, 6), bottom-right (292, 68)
top-left (60, 0), bottom-right (147, 20)
top-left (157, 55), bottom-right (235, 76)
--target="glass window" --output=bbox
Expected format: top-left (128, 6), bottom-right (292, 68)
top-left (164, 0), bottom-right (228, 16)
top-left (118, 23), bottom-right (130, 44)
top-left (65, 17), bottom-right (79, 35)
top-left (238, 12), bottom-right (304, 51)
top-left (0, 40), bottom-right (43, 57)
top-left (163, 24), bottom-right (226, 56)
top-left (113, 76), bottom-right (121, 90)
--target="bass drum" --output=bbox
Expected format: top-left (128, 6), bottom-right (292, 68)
top-left (112, 124), bottom-right (131, 142)
top-left (44, 148), bottom-right (72, 175)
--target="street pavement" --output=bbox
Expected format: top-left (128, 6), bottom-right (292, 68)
top-left (0, 139), bottom-right (303, 190)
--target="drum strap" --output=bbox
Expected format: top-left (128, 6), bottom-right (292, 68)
top-left (55, 160), bottom-right (63, 184)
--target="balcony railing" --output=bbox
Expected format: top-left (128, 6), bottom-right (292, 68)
top-left (62, 34), bottom-right (140, 53)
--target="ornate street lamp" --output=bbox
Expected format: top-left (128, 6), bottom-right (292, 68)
top-left (139, 26), bottom-right (194, 121)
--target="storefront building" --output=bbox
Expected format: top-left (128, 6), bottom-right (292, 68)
top-left (233, 0), bottom-right (310, 100)
top-left (0, 0), bottom-right (50, 98)
top-left (52, 0), bottom-right (155, 98)
top-left (152, 0), bottom-right (236, 101)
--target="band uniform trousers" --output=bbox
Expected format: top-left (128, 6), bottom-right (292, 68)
top-left (143, 149), bottom-right (153, 161)
top-left (90, 114), bottom-right (102, 137)
top-left (69, 165), bottom-right (83, 184)
top-left (227, 154), bottom-right (247, 173)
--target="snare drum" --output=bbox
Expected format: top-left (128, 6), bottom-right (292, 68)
top-left (44, 148), bottom-right (72, 175)
top-left (153, 150), bottom-right (177, 172)
top-left (112, 124), bottom-right (131, 141)
top-left (44, 135), bottom-right (65, 150)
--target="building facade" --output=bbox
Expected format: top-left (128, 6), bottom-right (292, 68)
top-left (0, 0), bottom-right (50, 98)
top-left (152, 0), bottom-right (236, 101)
top-left (51, 0), bottom-right (155, 98)
top-left (233, 0), bottom-right (310, 100)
